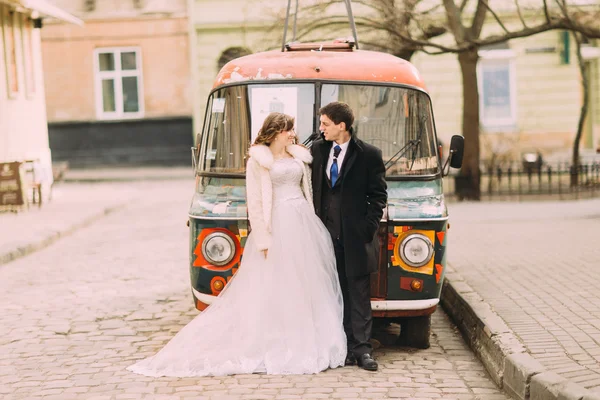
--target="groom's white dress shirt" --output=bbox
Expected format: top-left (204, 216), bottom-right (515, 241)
top-left (326, 140), bottom-right (350, 180)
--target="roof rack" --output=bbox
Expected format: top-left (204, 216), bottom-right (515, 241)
top-left (285, 40), bottom-right (356, 52)
top-left (281, 0), bottom-right (359, 52)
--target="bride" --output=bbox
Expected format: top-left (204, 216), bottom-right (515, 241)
top-left (127, 112), bottom-right (347, 377)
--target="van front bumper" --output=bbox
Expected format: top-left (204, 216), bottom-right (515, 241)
top-left (194, 288), bottom-right (439, 316)
top-left (371, 298), bottom-right (438, 310)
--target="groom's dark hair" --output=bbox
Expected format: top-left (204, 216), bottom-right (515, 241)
top-left (319, 102), bottom-right (354, 135)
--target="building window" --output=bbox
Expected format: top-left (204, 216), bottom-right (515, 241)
top-left (1, 6), bottom-right (20, 98)
top-left (477, 49), bottom-right (517, 129)
top-left (20, 15), bottom-right (35, 97)
top-left (94, 47), bottom-right (143, 119)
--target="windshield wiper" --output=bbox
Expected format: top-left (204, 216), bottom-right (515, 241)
top-left (385, 116), bottom-right (427, 172)
top-left (408, 135), bottom-right (423, 171)
top-left (385, 139), bottom-right (420, 171)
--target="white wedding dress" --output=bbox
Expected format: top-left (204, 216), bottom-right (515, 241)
top-left (128, 158), bottom-right (346, 377)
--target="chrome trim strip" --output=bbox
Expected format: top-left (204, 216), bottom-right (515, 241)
top-left (189, 214), bottom-right (247, 220)
top-left (192, 288), bottom-right (217, 304)
top-left (371, 298), bottom-right (439, 311)
top-left (389, 217), bottom-right (449, 222)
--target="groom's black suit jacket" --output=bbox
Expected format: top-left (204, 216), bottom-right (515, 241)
top-left (311, 137), bottom-right (387, 277)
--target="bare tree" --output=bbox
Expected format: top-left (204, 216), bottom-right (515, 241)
top-left (291, 0), bottom-right (600, 200)
top-left (571, 32), bottom-right (589, 187)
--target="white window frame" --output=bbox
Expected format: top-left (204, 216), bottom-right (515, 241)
top-left (477, 49), bottom-right (517, 129)
top-left (93, 47), bottom-right (144, 120)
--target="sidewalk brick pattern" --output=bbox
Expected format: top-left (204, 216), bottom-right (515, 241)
top-left (448, 199), bottom-right (600, 394)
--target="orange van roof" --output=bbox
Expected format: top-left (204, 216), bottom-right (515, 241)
top-left (213, 48), bottom-right (427, 90)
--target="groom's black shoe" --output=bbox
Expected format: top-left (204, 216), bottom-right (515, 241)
top-left (345, 353), bottom-right (357, 366)
top-left (357, 353), bottom-right (378, 371)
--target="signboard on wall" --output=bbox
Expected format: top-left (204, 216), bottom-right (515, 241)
top-left (0, 162), bottom-right (26, 208)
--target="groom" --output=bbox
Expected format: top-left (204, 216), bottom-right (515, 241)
top-left (311, 101), bottom-right (387, 371)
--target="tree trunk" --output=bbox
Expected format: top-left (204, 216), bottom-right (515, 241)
top-left (394, 49), bottom-right (416, 61)
top-left (457, 48), bottom-right (481, 200)
top-left (571, 33), bottom-right (589, 187)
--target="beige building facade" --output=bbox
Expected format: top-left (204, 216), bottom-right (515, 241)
top-left (41, 0), bottom-right (193, 166)
top-left (189, 0), bottom-right (600, 164)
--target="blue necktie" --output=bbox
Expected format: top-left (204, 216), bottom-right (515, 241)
top-left (330, 145), bottom-right (341, 187)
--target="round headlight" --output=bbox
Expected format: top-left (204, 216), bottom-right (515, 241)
top-left (400, 233), bottom-right (433, 267)
top-left (202, 232), bottom-right (235, 266)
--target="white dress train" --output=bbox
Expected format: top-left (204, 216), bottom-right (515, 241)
top-left (127, 158), bottom-right (346, 377)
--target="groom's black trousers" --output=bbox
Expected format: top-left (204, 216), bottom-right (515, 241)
top-left (333, 238), bottom-right (373, 357)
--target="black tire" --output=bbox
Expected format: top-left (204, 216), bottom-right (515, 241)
top-left (396, 315), bottom-right (431, 349)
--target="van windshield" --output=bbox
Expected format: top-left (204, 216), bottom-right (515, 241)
top-left (199, 83), bottom-right (439, 177)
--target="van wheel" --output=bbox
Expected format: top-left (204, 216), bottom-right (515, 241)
top-left (396, 315), bottom-right (431, 349)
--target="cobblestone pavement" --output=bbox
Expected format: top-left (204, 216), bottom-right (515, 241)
top-left (0, 181), bottom-right (508, 400)
top-left (448, 199), bottom-right (600, 394)
top-left (0, 182), bottom-right (143, 265)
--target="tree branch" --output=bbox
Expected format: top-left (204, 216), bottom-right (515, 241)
top-left (469, 0), bottom-right (488, 39)
top-left (559, 15), bottom-right (600, 38)
top-left (293, 17), bottom-right (355, 41)
top-left (473, 19), bottom-right (564, 47)
top-left (543, 0), bottom-right (551, 22)
top-left (360, 38), bottom-right (415, 56)
top-left (513, 0), bottom-right (529, 29)
top-left (419, 3), bottom-right (446, 16)
top-left (443, 0), bottom-right (467, 43)
top-left (553, 0), bottom-right (569, 17)
top-left (480, 0), bottom-right (509, 34)
top-left (420, 48), bottom-right (455, 55)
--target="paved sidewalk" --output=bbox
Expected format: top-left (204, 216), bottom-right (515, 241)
top-left (0, 180), bottom-right (189, 267)
top-left (444, 199), bottom-right (600, 400)
top-left (0, 167), bottom-right (195, 266)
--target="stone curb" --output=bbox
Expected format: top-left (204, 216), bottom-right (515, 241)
top-left (440, 265), bottom-right (598, 400)
top-left (0, 202), bottom-right (127, 267)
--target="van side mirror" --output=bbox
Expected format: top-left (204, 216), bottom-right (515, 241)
top-left (442, 135), bottom-right (464, 176)
top-left (449, 135), bottom-right (464, 169)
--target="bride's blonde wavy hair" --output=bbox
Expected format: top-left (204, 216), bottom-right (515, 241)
top-left (253, 112), bottom-right (296, 146)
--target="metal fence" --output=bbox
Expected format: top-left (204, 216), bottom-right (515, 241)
top-left (443, 162), bottom-right (600, 200)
